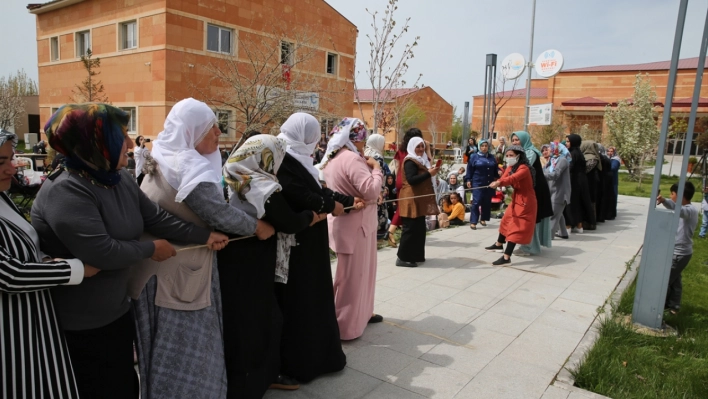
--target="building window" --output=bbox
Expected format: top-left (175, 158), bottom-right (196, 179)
top-left (326, 53), bottom-right (338, 75)
top-left (50, 107), bottom-right (59, 116)
top-left (120, 107), bottom-right (137, 133)
top-left (492, 132), bottom-right (498, 140)
top-left (50, 37), bottom-right (60, 61)
top-left (207, 24), bottom-right (232, 54)
top-left (119, 21), bottom-right (137, 50)
top-left (75, 30), bottom-right (90, 57)
top-left (215, 110), bottom-right (232, 135)
top-left (281, 41), bottom-right (294, 66)
top-left (320, 118), bottom-right (337, 136)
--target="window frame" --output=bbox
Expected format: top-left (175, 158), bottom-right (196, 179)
top-left (119, 20), bottom-right (138, 51)
top-left (206, 24), bottom-right (233, 55)
top-left (214, 110), bottom-right (233, 137)
top-left (120, 107), bottom-right (137, 134)
top-left (326, 52), bottom-right (338, 75)
top-left (50, 36), bottom-right (60, 61)
top-left (75, 30), bottom-right (91, 58)
top-left (281, 41), bottom-right (294, 66)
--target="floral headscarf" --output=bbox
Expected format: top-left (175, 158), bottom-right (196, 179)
top-left (45, 103), bottom-right (130, 187)
top-left (0, 129), bottom-right (18, 149)
top-left (316, 117), bottom-right (367, 172)
top-left (547, 142), bottom-right (569, 173)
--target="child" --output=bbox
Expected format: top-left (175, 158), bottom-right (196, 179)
top-left (656, 182), bottom-right (698, 314)
top-left (699, 184), bottom-right (708, 238)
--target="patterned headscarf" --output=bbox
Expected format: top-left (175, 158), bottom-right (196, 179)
top-left (548, 142), bottom-right (569, 173)
top-left (45, 103), bottom-right (130, 187)
top-left (608, 146), bottom-right (621, 162)
top-left (506, 144), bottom-right (536, 187)
top-left (511, 131), bottom-right (542, 164)
top-left (316, 117), bottom-right (367, 172)
top-left (0, 129), bottom-right (18, 149)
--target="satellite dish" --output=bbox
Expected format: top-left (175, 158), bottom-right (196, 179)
top-left (501, 53), bottom-right (526, 80)
top-left (534, 49), bottom-right (564, 78)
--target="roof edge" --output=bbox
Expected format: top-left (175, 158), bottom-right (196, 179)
top-left (28, 0), bottom-right (87, 14)
top-left (322, 0), bottom-right (357, 29)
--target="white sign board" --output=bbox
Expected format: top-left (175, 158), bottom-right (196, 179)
top-left (528, 103), bottom-right (553, 126)
top-left (257, 86), bottom-right (320, 111)
top-left (501, 53), bottom-right (526, 80)
top-left (534, 49), bottom-right (564, 78)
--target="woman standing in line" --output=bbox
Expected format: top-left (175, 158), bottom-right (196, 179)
top-left (275, 113), bottom-right (348, 383)
top-left (509, 131), bottom-right (553, 256)
top-left (134, 135), bottom-right (150, 186)
top-left (607, 146), bottom-right (621, 220)
top-left (544, 142), bottom-right (571, 239)
top-left (364, 133), bottom-right (391, 238)
top-left (318, 118), bottom-right (383, 340)
top-left (464, 139), bottom-right (497, 230)
top-left (385, 173), bottom-right (397, 222)
top-left (485, 146), bottom-right (537, 265)
top-left (563, 134), bottom-right (594, 233)
top-left (580, 140), bottom-right (601, 230)
top-left (32, 104), bottom-right (223, 398)
top-left (396, 137), bottom-right (440, 268)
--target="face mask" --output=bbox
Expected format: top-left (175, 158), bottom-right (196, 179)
top-left (506, 156), bottom-right (519, 166)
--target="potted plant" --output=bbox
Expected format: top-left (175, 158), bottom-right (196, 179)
top-left (688, 156), bottom-right (698, 173)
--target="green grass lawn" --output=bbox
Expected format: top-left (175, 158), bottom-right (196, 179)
top-left (572, 220), bottom-right (708, 398)
top-left (617, 173), bottom-right (701, 198)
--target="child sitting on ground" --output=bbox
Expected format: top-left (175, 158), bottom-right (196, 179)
top-left (656, 182), bottom-right (698, 314)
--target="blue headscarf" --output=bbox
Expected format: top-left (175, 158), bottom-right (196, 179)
top-left (477, 139), bottom-right (491, 156)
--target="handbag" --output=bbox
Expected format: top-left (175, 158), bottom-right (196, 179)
top-left (437, 213), bottom-right (450, 228)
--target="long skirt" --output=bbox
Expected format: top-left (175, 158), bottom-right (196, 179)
top-left (550, 201), bottom-right (569, 237)
top-left (520, 217), bottom-right (552, 255)
top-left (470, 187), bottom-right (494, 224)
top-left (218, 237), bottom-right (281, 399)
top-left (133, 265), bottom-right (227, 399)
top-left (333, 228), bottom-right (377, 340)
top-left (565, 173), bottom-right (594, 227)
top-left (398, 216), bottom-right (427, 262)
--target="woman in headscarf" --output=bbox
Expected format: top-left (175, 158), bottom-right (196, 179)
top-left (317, 117), bottom-right (383, 340)
top-left (386, 128), bottom-right (425, 247)
top-left (223, 133), bottom-right (325, 396)
top-left (463, 137), bottom-right (478, 164)
top-left (464, 139), bottom-right (497, 229)
top-left (540, 144), bottom-right (551, 168)
top-left (32, 104), bottom-right (225, 398)
top-left (385, 173), bottom-right (397, 221)
top-left (396, 137), bottom-right (440, 267)
top-left (509, 131), bottom-right (553, 256)
top-left (486, 145), bottom-right (537, 265)
top-left (274, 113), bottom-right (347, 383)
top-left (607, 146), bottom-right (621, 219)
top-left (580, 140), bottom-right (601, 230)
top-left (0, 129), bottom-right (99, 398)
top-left (544, 142), bottom-right (571, 239)
top-left (129, 98), bottom-right (272, 398)
top-left (594, 143), bottom-right (613, 224)
top-left (563, 134), bottom-right (594, 233)
top-left (365, 133), bottom-right (392, 238)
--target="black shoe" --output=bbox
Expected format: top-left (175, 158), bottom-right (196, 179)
top-left (555, 233), bottom-right (569, 239)
top-left (492, 256), bottom-right (511, 266)
top-left (395, 258), bottom-right (418, 267)
top-left (368, 314), bottom-right (384, 323)
top-left (270, 374), bottom-right (300, 390)
top-left (485, 243), bottom-right (504, 252)
top-left (416, 259), bottom-right (426, 263)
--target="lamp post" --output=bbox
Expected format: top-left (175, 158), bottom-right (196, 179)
top-left (523, 0), bottom-right (537, 131)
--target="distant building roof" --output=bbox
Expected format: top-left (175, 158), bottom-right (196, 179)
top-left (672, 97), bottom-right (708, 107)
top-left (27, 0), bottom-right (86, 13)
top-left (355, 88), bottom-right (421, 102)
top-left (473, 87), bottom-right (548, 99)
top-left (561, 97), bottom-right (610, 107)
top-left (563, 57), bottom-right (708, 73)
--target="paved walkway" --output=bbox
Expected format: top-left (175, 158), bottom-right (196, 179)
top-left (265, 195), bottom-right (649, 399)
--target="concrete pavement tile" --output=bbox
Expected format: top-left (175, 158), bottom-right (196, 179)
top-left (391, 359), bottom-right (472, 399)
top-left (447, 290), bottom-right (498, 310)
top-left (429, 302), bottom-right (484, 324)
top-left (421, 342), bottom-right (498, 376)
top-left (403, 312), bottom-right (474, 338)
top-left (346, 345), bottom-right (418, 380)
top-left (465, 310), bottom-right (532, 336)
top-left (534, 306), bottom-right (596, 334)
top-left (387, 292), bottom-right (446, 312)
top-left (378, 274), bottom-right (427, 291)
top-left (449, 324), bottom-right (516, 353)
top-left (362, 321), bottom-right (442, 358)
top-left (566, 279), bottom-right (614, 296)
top-left (376, 285), bottom-right (406, 302)
top-left (263, 367), bottom-right (381, 399)
top-left (504, 281), bottom-right (566, 308)
top-left (502, 322), bottom-right (584, 372)
top-left (528, 273), bottom-right (577, 289)
top-left (341, 337), bottom-right (369, 355)
top-left (409, 283), bottom-right (462, 300)
top-left (453, 356), bottom-right (555, 399)
top-left (541, 385), bottom-right (571, 399)
top-left (373, 301), bottom-right (425, 323)
top-left (398, 266), bottom-right (455, 282)
top-left (567, 389), bottom-right (612, 399)
top-left (486, 297), bottom-right (549, 321)
top-left (362, 382), bottom-right (427, 399)
top-left (576, 271), bottom-right (623, 290)
top-left (559, 288), bottom-right (608, 307)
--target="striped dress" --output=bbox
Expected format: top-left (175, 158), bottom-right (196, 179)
top-left (0, 193), bottom-right (80, 398)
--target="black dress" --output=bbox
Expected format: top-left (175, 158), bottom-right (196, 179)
top-left (218, 191), bottom-right (313, 399)
top-left (530, 156), bottom-right (554, 222)
top-left (564, 148), bottom-right (594, 227)
top-left (596, 155), bottom-right (613, 223)
top-left (274, 154), bottom-right (348, 383)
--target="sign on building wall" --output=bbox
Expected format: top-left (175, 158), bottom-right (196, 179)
top-left (257, 86), bottom-right (320, 111)
top-left (528, 103), bottom-right (553, 126)
top-left (501, 53), bottom-right (526, 80)
top-left (534, 50), bottom-right (564, 78)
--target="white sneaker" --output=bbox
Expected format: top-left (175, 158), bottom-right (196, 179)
top-left (571, 227), bottom-right (584, 234)
top-left (514, 249), bottom-right (532, 256)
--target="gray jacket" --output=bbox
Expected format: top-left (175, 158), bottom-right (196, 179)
top-left (544, 157), bottom-right (571, 204)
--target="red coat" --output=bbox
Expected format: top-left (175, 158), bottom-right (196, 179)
top-left (498, 164), bottom-right (537, 245)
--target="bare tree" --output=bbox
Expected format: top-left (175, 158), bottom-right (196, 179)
top-left (191, 21), bottom-right (346, 136)
top-left (355, 0), bottom-right (421, 136)
top-left (0, 69), bottom-right (38, 131)
top-left (71, 49), bottom-right (109, 103)
top-left (489, 67), bottom-right (521, 135)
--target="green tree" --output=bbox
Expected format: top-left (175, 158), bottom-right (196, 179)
top-left (450, 105), bottom-right (463, 145)
top-left (605, 73), bottom-right (660, 184)
top-left (0, 69), bottom-right (38, 130)
top-left (71, 49), bottom-right (109, 103)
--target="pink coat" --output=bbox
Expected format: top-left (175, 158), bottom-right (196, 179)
top-left (324, 150), bottom-right (383, 254)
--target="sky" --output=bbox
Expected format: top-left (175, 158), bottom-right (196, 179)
top-left (2, 0), bottom-right (707, 117)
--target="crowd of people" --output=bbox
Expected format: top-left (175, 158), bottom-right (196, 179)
top-left (0, 99), bottom-right (631, 398)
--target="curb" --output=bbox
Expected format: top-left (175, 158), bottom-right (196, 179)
top-left (550, 248), bottom-right (642, 398)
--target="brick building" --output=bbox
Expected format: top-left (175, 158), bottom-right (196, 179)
top-left (472, 57), bottom-right (708, 152)
top-left (28, 0), bottom-right (357, 144)
top-left (353, 86), bottom-right (453, 150)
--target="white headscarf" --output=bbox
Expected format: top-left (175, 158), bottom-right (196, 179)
top-left (404, 137), bottom-right (431, 168)
top-left (223, 135), bottom-right (287, 219)
top-left (151, 98), bottom-right (221, 202)
top-left (364, 134), bottom-right (385, 159)
top-left (277, 113), bottom-right (321, 186)
top-left (316, 117), bottom-right (367, 174)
